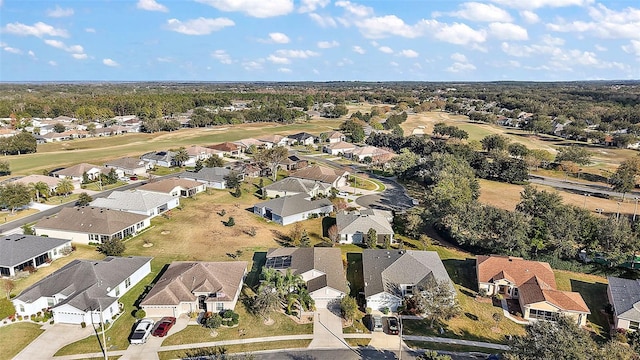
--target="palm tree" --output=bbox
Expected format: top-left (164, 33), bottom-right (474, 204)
top-left (56, 178), bottom-right (74, 197)
top-left (283, 269), bottom-right (305, 293)
top-left (297, 287), bottom-right (315, 312)
top-left (173, 147), bottom-right (189, 167)
top-left (31, 181), bottom-right (50, 203)
top-left (286, 293), bottom-right (299, 315)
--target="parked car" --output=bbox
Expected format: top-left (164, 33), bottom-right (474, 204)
top-left (129, 318), bottom-right (154, 344)
top-left (152, 317), bottom-right (176, 337)
top-left (338, 191), bottom-right (349, 197)
top-left (129, 176), bottom-right (139, 181)
top-left (373, 315), bottom-right (383, 332)
top-left (387, 316), bottom-right (399, 335)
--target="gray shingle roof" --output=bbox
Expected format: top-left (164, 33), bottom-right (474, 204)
top-left (35, 207), bottom-right (149, 235)
top-left (15, 256), bottom-right (151, 312)
top-left (52, 163), bottom-right (105, 178)
top-left (608, 276), bottom-right (640, 321)
top-left (0, 235), bottom-right (71, 268)
top-left (264, 178), bottom-right (328, 195)
top-left (336, 210), bottom-right (393, 236)
top-left (266, 248), bottom-right (347, 294)
top-left (141, 151), bottom-right (176, 162)
top-left (362, 250), bottom-right (452, 298)
top-left (254, 194), bottom-right (333, 217)
top-left (104, 157), bottom-right (147, 170)
top-left (179, 167), bottom-right (230, 184)
top-left (89, 190), bottom-right (175, 213)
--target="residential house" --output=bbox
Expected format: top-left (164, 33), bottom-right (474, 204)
top-left (288, 132), bottom-right (317, 146)
top-left (42, 132), bottom-right (70, 142)
top-left (140, 261), bottom-right (247, 317)
top-left (11, 174), bottom-right (70, 194)
top-left (253, 194), bottom-right (333, 225)
top-left (137, 177), bottom-right (205, 197)
top-left (208, 142), bottom-right (241, 156)
top-left (89, 190), bottom-right (179, 218)
top-left (362, 250), bottom-right (453, 312)
top-left (323, 141), bottom-right (358, 156)
top-left (266, 247), bottom-right (347, 308)
top-left (179, 167), bottom-right (241, 189)
top-left (0, 235), bottom-right (72, 277)
top-left (263, 177), bottom-right (331, 198)
top-left (141, 151), bottom-right (176, 168)
top-left (321, 131), bottom-right (346, 144)
top-left (34, 207), bottom-right (151, 245)
top-left (336, 209), bottom-right (394, 245)
top-left (0, 128), bottom-right (18, 138)
top-left (349, 146), bottom-right (395, 163)
top-left (13, 256), bottom-right (151, 324)
top-left (278, 155), bottom-right (308, 171)
top-left (184, 145), bottom-right (223, 167)
top-left (52, 163), bottom-right (111, 182)
top-left (477, 255), bottom-right (590, 325)
top-left (233, 138), bottom-right (267, 152)
top-left (257, 134), bottom-right (289, 148)
top-left (104, 157), bottom-right (151, 176)
top-left (228, 161), bottom-right (263, 178)
top-left (289, 165), bottom-right (349, 188)
top-left (607, 276), bottom-right (640, 331)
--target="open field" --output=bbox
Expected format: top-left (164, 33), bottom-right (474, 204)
top-left (0, 322), bottom-right (44, 360)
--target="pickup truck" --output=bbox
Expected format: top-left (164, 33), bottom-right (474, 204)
top-left (129, 318), bottom-right (154, 345)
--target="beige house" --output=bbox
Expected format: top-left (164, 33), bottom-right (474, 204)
top-left (140, 261), bottom-right (247, 317)
top-left (289, 165), bottom-right (349, 188)
top-left (137, 177), bottom-right (206, 197)
top-left (477, 255), bottom-right (590, 326)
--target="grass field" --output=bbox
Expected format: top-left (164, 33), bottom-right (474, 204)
top-left (0, 322), bottom-right (44, 360)
top-left (157, 340), bottom-right (312, 360)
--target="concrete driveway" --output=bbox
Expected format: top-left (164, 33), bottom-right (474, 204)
top-left (356, 176), bottom-right (414, 211)
top-left (14, 323), bottom-right (93, 360)
top-left (118, 315), bottom-right (190, 360)
top-left (308, 307), bottom-right (349, 349)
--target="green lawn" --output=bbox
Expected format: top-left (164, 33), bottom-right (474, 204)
top-left (0, 298), bottom-right (15, 320)
top-left (345, 338), bottom-right (371, 347)
top-left (82, 180), bottom-right (127, 191)
top-left (404, 340), bottom-right (505, 355)
top-left (0, 322), bottom-right (44, 360)
top-left (346, 253), bottom-right (364, 298)
top-left (157, 340), bottom-right (312, 360)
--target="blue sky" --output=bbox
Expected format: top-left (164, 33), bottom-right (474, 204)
top-left (0, 0), bottom-right (639, 82)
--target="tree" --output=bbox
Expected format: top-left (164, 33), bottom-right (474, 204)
top-left (299, 230), bottom-right (311, 247)
top-left (610, 166), bottom-right (636, 200)
top-left (2, 278), bottom-right (15, 299)
top-left (340, 119), bottom-right (366, 143)
top-left (328, 224), bottom-right (340, 244)
top-left (417, 351), bottom-right (452, 360)
top-left (204, 155), bottom-right (224, 168)
top-left (383, 234), bottom-right (392, 249)
top-left (289, 223), bottom-right (304, 246)
top-left (194, 159), bottom-right (203, 172)
top-left (224, 217), bottom-right (235, 227)
top-left (254, 146), bottom-right (289, 181)
top-left (251, 290), bottom-right (279, 322)
top-left (204, 313), bottom-right (223, 333)
top-left (412, 280), bottom-right (459, 328)
top-left (0, 160), bottom-right (10, 176)
top-left (173, 147), bottom-right (189, 167)
top-left (224, 170), bottom-right (243, 189)
top-left (56, 178), bottom-right (74, 197)
top-left (340, 296), bottom-right (360, 324)
top-left (31, 181), bottom-right (50, 202)
top-left (76, 192), bottom-right (93, 206)
top-left (53, 123), bottom-right (66, 133)
top-left (97, 238), bottom-right (125, 256)
top-left (555, 146), bottom-right (592, 166)
top-left (0, 183), bottom-right (31, 213)
top-left (508, 143), bottom-right (529, 159)
top-left (481, 134), bottom-right (510, 153)
top-left (21, 224), bottom-right (35, 235)
top-left (366, 228), bottom-right (377, 248)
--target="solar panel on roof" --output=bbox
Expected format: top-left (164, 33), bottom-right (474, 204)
top-left (265, 256), bottom-right (291, 269)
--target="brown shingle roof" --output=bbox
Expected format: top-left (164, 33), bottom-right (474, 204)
top-left (518, 276), bottom-right (590, 313)
top-left (477, 255), bottom-right (556, 288)
top-left (137, 177), bottom-right (202, 194)
top-left (52, 163), bottom-right (106, 178)
top-left (35, 207), bottom-right (149, 235)
top-left (290, 165), bottom-right (347, 184)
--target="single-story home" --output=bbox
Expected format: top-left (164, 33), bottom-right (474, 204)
top-left (140, 261), bottom-right (247, 317)
top-left (321, 131), bottom-right (346, 144)
top-left (232, 138), bottom-right (267, 152)
top-left (0, 235), bottom-right (72, 277)
top-left (104, 157), bottom-right (151, 176)
top-left (362, 250), bottom-right (453, 312)
top-left (11, 174), bottom-right (72, 194)
top-left (208, 142), bottom-right (241, 156)
top-left (608, 276), bottom-right (640, 331)
top-left (349, 146), bottom-right (395, 163)
top-left (184, 145), bottom-right (223, 167)
top-left (266, 247), bottom-right (347, 308)
top-left (34, 207), bottom-right (151, 245)
top-left (89, 190), bottom-right (179, 218)
top-left (52, 163), bottom-right (108, 182)
top-left (336, 209), bottom-right (394, 245)
top-left (263, 177), bottom-right (331, 199)
top-left (257, 135), bottom-right (289, 148)
top-left (477, 255), bottom-right (590, 325)
top-left (141, 151), bottom-right (176, 168)
top-left (289, 165), bottom-right (349, 188)
top-left (13, 256), bottom-right (152, 324)
top-left (228, 161), bottom-right (263, 178)
top-left (287, 132), bottom-right (317, 146)
top-left (278, 155), bottom-right (307, 171)
top-left (253, 194), bottom-right (333, 226)
top-left (179, 167), bottom-right (241, 189)
top-left (323, 141), bottom-right (357, 156)
top-left (137, 177), bottom-right (206, 197)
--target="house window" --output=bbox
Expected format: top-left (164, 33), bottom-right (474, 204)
top-left (216, 303), bottom-right (224, 311)
top-left (405, 285), bottom-right (413, 296)
top-left (47, 298), bottom-right (55, 307)
top-left (115, 287), bottom-right (120, 297)
top-left (631, 321), bottom-right (640, 331)
top-left (529, 309), bottom-right (559, 321)
top-left (19, 304), bottom-right (24, 312)
top-left (125, 277), bottom-right (131, 288)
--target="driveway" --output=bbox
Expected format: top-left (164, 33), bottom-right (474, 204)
top-left (118, 315), bottom-right (190, 360)
top-left (356, 176), bottom-right (414, 212)
top-left (14, 323), bottom-right (93, 360)
top-left (308, 307), bottom-right (349, 349)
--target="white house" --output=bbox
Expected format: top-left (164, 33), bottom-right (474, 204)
top-left (52, 163), bottom-right (110, 182)
top-left (608, 276), bottom-right (640, 331)
top-left (336, 209), bottom-right (394, 245)
top-left (179, 167), bottom-right (240, 189)
top-left (137, 177), bottom-right (206, 197)
top-left (89, 190), bottom-right (179, 218)
top-left (263, 177), bottom-right (331, 199)
top-left (0, 235), bottom-right (72, 277)
top-left (253, 194), bottom-right (333, 226)
top-left (323, 141), bottom-right (357, 156)
top-left (13, 256), bottom-right (152, 324)
top-left (104, 157), bottom-right (152, 176)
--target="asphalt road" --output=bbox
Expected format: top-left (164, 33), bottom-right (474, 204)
top-left (528, 174), bottom-right (640, 199)
top-left (0, 172), bottom-right (184, 234)
top-left (252, 348), bottom-right (490, 360)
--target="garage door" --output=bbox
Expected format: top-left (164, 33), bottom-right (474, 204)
top-left (141, 306), bottom-right (176, 318)
top-left (54, 311), bottom-right (85, 324)
top-left (314, 297), bottom-right (340, 309)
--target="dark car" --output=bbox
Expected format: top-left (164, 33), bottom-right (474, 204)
top-left (152, 317), bottom-right (176, 337)
top-left (129, 176), bottom-right (138, 181)
top-left (387, 317), bottom-right (399, 335)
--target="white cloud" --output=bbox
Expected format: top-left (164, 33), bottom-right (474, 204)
top-left (399, 49), bottom-right (419, 58)
top-left (335, 1), bottom-right (374, 18)
top-left (243, 61), bottom-right (263, 71)
top-left (390, 61), bottom-right (399, 67)
top-left (488, 22), bottom-right (528, 40)
top-left (85, 28), bottom-right (96, 33)
top-left (491, 0), bottom-right (594, 10)
top-left (3, 22), bottom-right (68, 38)
top-left (449, 2), bottom-right (513, 22)
top-left (447, 52), bottom-right (476, 72)
top-left (212, 50), bottom-right (233, 64)
top-left (267, 32), bottom-right (290, 44)
top-left (267, 54), bottom-right (291, 64)
top-left (547, 4), bottom-right (640, 40)
top-left (352, 45), bottom-right (366, 54)
top-left (46, 5), bottom-right (74, 17)
top-left (433, 22), bottom-right (487, 45)
top-left (356, 15), bottom-right (425, 39)
top-left (72, 53), bottom-right (87, 59)
top-left (156, 57), bottom-right (173, 63)
top-left (48, 60), bottom-right (57, 66)
top-left (378, 46), bottom-right (393, 54)
top-left (103, 58), bottom-right (119, 67)
top-left (274, 49), bottom-right (319, 58)
top-left (299, 0), bottom-right (329, 13)
top-left (28, 50), bottom-right (36, 58)
top-left (595, 44), bottom-right (607, 51)
top-left (278, 67), bottom-right (292, 73)
top-left (166, 17), bottom-right (235, 35)
top-left (317, 40), bottom-right (339, 48)
top-left (451, 53), bottom-right (468, 63)
top-left (623, 40), bottom-right (640, 56)
top-left (308, 13), bottom-right (337, 27)
top-left (137, 0), bottom-right (168, 12)
top-left (3, 46), bottom-right (22, 54)
top-left (520, 10), bottom-right (540, 24)
top-left (195, 0), bottom-right (293, 18)
top-left (337, 58), bottom-right (354, 66)
top-left (44, 39), bottom-right (84, 54)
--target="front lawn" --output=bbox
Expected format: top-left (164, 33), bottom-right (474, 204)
top-left (0, 322), bottom-right (44, 360)
top-left (157, 340), bottom-right (312, 360)
top-left (0, 298), bottom-right (15, 320)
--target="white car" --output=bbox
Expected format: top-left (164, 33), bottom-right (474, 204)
top-left (338, 191), bottom-right (350, 197)
top-left (129, 318), bottom-right (154, 345)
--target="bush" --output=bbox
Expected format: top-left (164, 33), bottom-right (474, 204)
top-left (366, 307), bottom-right (372, 314)
top-left (224, 217), bottom-right (235, 227)
top-left (81, 322), bottom-right (86, 328)
top-left (97, 238), bottom-right (125, 256)
top-left (134, 309), bottom-right (146, 319)
top-left (382, 307), bottom-right (390, 315)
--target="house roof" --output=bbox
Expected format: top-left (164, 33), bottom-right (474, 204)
top-left (232, 138), bottom-right (265, 148)
top-left (362, 250), bottom-right (453, 299)
top-left (257, 134), bottom-right (285, 144)
top-left (326, 141), bottom-right (357, 151)
top-left (290, 165), bottom-right (347, 185)
top-left (15, 256), bottom-right (151, 312)
top-left (179, 167), bottom-right (231, 184)
top-left (289, 132), bottom-right (316, 141)
top-left (266, 247), bottom-right (347, 294)
top-left (35, 207), bottom-right (149, 235)
top-left (323, 131), bottom-right (345, 140)
top-left (518, 276), bottom-right (590, 313)
top-left (351, 146), bottom-right (394, 158)
top-left (90, 190), bottom-right (175, 213)
top-left (476, 255), bottom-right (557, 288)
top-left (208, 142), bottom-right (239, 152)
top-left (608, 276), bottom-right (640, 321)
top-left (279, 155), bottom-right (304, 166)
top-left (186, 145), bottom-right (221, 157)
top-left (141, 151), bottom-right (175, 162)
top-left (264, 177), bottom-right (329, 195)
top-left (336, 209), bottom-right (394, 236)
top-left (104, 157), bottom-right (147, 170)
top-left (52, 163), bottom-right (104, 178)
top-left (254, 193), bottom-right (333, 217)
top-left (0, 235), bottom-right (70, 268)
top-left (12, 174), bottom-right (60, 188)
top-left (140, 261), bottom-right (247, 306)
top-left (137, 177), bottom-right (203, 194)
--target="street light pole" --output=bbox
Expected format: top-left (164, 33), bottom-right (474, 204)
top-left (583, 193), bottom-right (590, 208)
top-left (99, 304), bottom-right (108, 360)
top-left (398, 315), bottom-right (403, 360)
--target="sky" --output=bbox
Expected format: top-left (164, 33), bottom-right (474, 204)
top-left (0, 0), bottom-right (639, 82)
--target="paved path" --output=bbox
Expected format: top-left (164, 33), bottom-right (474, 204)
top-left (15, 323), bottom-right (93, 360)
top-left (402, 335), bottom-right (510, 351)
top-left (308, 308), bottom-right (350, 349)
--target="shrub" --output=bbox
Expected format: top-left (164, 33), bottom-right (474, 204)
top-left (49, 320), bottom-right (54, 325)
top-left (494, 294), bottom-right (504, 301)
top-left (134, 309), bottom-right (146, 319)
top-left (224, 217), bottom-right (235, 227)
top-left (81, 322), bottom-right (86, 328)
top-left (366, 307), bottom-right (372, 314)
top-left (382, 307), bottom-right (390, 315)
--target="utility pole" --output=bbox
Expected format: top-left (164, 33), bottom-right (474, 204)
top-left (100, 303), bottom-right (108, 360)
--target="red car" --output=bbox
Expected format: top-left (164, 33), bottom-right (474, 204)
top-left (152, 317), bottom-right (176, 337)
